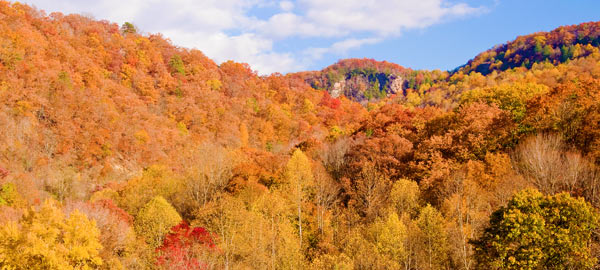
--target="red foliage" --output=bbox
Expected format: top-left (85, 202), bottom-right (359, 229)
top-left (326, 58), bottom-right (407, 74)
top-left (0, 167), bottom-right (7, 179)
top-left (156, 221), bottom-right (217, 270)
top-left (319, 91), bottom-right (341, 110)
top-left (91, 199), bottom-right (134, 225)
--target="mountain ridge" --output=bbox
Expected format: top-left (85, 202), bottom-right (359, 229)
top-left (2, 1), bottom-right (600, 269)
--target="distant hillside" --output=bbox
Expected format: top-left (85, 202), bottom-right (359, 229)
top-left (293, 58), bottom-right (448, 103)
top-left (0, 1), bottom-right (363, 183)
top-left (459, 21), bottom-right (600, 75)
top-left (296, 22), bottom-right (600, 105)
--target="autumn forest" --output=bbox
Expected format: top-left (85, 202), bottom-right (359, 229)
top-left (2, 2), bottom-right (600, 269)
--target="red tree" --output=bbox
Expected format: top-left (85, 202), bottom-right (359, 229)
top-left (156, 221), bottom-right (217, 270)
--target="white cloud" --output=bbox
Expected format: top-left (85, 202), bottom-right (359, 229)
top-left (20, 0), bottom-right (483, 74)
top-left (258, 0), bottom-right (483, 39)
top-left (279, 1), bottom-right (294, 11)
top-left (304, 38), bottom-right (382, 60)
top-left (162, 29), bottom-right (302, 74)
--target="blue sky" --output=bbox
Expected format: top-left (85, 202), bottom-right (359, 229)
top-left (359, 0), bottom-right (600, 72)
top-left (21, 0), bottom-right (600, 74)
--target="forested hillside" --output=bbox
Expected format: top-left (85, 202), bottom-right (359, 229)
top-left (1, 2), bottom-right (600, 269)
top-left (459, 21), bottom-right (600, 75)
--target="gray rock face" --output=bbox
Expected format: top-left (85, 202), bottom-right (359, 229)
top-left (389, 76), bottom-right (404, 94)
top-left (327, 74), bottom-right (404, 101)
top-left (331, 80), bottom-right (345, 98)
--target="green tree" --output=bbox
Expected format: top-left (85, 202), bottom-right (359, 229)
top-left (561, 45), bottom-right (573, 62)
top-left (472, 188), bottom-right (598, 270)
top-left (121, 22), bottom-right (136, 34)
top-left (542, 45), bottom-right (553, 58)
top-left (169, 55), bottom-right (186, 76)
top-left (134, 196), bottom-right (182, 248)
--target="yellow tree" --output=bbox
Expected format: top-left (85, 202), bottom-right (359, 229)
top-left (416, 204), bottom-right (449, 270)
top-left (372, 212), bottom-right (408, 268)
top-left (0, 200), bottom-right (103, 269)
top-left (390, 178), bottom-right (420, 217)
top-left (119, 165), bottom-right (181, 215)
top-left (285, 149), bottom-right (314, 249)
top-left (134, 196), bottom-right (182, 248)
top-left (472, 189), bottom-right (599, 270)
top-left (195, 188), bottom-right (303, 270)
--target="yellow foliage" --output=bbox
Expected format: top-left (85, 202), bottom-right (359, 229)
top-left (206, 78), bottom-right (222, 91)
top-left (406, 90), bottom-right (422, 108)
top-left (0, 200), bottom-right (103, 269)
top-left (13, 100), bottom-right (32, 116)
top-left (119, 165), bottom-right (182, 215)
top-left (134, 196), bottom-right (182, 248)
top-left (390, 179), bottom-right (420, 216)
top-left (372, 212), bottom-right (407, 267)
top-left (303, 98), bottom-right (315, 113)
top-left (133, 130), bottom-right (150, 144)
top-left (327, 125), bottom-right (344, 140)
top-left (176, 121), bottom-right (189, 135)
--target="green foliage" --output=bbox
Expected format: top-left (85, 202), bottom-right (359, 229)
top-left (461, 22), bottom-right (600, 75)
top-left (472, 189), bottom-right (599, 270)
top-left (542, 45), bottom-right (553, 58)
top-left (534, 41), bottom-right (544, 55)
top-left (134, 196), bottom-right (182, 248)
top-left (326, 71), bottom-right (344, 86)
top-left (364, 79), bottom-right (384, 100)
top-left (327, 125), bottom-right (344, 141)
top-left (120, 22), bottom-right (136, 34)
top-left (561, 45), bottom-right (574, 62)
top-left (169, 55), bottom-right (186, 76)
top-left (4, 3), bottom-right (600, 268)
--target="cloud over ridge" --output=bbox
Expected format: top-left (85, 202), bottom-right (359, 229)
top-left (23, 0), bottom-right (483, 74)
